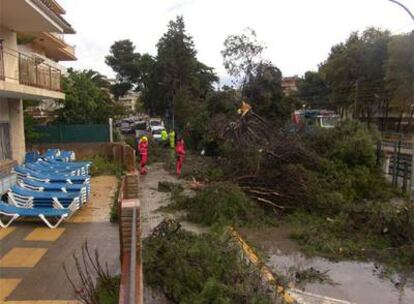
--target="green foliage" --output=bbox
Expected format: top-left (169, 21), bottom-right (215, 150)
top-left (94, 276), bottom-right (120, 304)
top-left (243, 62), bottom-right (292, 122)
top-left (143, 221), bottom-right (273, 303)
top-left (296, 71), bottom-right (330, 109)
top-left (106, 17), bottom-right (218, 130)
top-left (288, 202), bottom-right (414, 270)
top-left (89, 155), bottom-right (122, 177)
top-left (303, 121), bottom-right (392, 211)
top-left (110, 178), bottom-right (121, 222)
top-left (222, 28), bottom-right (264, 84)
top-left (318, 28), bottom-right (414, 129)
top-left (206, 87), bottom-right (239, 117)
top-left (23, 113), bottom-right (43, 144)
top-left (283, 122), bottom-right (412, 269)
top-left (385, 34), bottom-right (414, 117)
top-left (172, 182), bottom-right (274, 227)
top-left (57, 69), bottom-right (125, 124)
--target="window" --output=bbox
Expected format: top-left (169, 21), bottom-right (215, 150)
top-left (0, 123), bottom-right (11, 161)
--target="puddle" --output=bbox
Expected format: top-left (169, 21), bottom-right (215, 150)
top-left (241, 227), bottom-right (414, 304)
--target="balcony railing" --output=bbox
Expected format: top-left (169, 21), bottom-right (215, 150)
top-left (0, 41), bottom-right (5, 80)
top-left (19, 53), bottom-right (61, 91)
top-left (0, 44), bottom-right (62, 92)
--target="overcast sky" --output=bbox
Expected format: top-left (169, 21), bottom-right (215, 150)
top-left (59, 0), bottom-right (414, 83)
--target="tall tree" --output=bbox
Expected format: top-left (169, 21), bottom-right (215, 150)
top-left (243, 62), bottom-right (291, 122)
top-left (222, 28), bottom-right (264, 87)
top-left (105, 40), bottom-right (141, 99)
top-left (56, 69), bottom-right (125, 124)
top-left (385, 33), bottom-right (414, 130)
top-left (297, 71), bottom-right (330, 109)
top-left (320, 28), bottom-right (391, 122)
top-left (154, 16), bottom-right (217, 128)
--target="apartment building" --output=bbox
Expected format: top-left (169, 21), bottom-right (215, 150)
top-left (281, 76), bottom-right (299, 96)
top-left (118, 91), bottom-right (141, 113)
top-left (0, 0), bottom-right (75, 165)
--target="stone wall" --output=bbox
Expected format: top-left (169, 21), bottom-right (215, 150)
top-left (28, 142), bottom-right (137, 172)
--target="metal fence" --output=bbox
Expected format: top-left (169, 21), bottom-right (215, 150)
top-left (378, 140), bottom-right (414, 201)
top-left (34, 124), bottom-right (110, 143)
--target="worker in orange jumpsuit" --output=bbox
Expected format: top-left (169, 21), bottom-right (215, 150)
top-left (138, 136), bottom-right (148, 175)
top-left (175, 136), bottom-right (186, 176)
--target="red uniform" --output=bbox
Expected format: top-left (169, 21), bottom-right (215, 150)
top-left (175, 139), bottom-right (185, 176)
top-left (138, 140), bottom-right (148, 175)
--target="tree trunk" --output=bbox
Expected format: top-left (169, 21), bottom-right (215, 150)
top-left (397, 111), bottom-right (403, 133)
top-left (407, 107), bottom-right (414, 133)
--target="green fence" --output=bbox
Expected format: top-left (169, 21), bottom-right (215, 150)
top-left (34, 124), bottom-right (109, 143)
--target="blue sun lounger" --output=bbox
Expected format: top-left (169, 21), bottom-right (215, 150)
top-left (18, 178), bottom-right (89, 203)
top-left (8, 185), bottom-right (81, 211)
top-left (0, 200), bottom-right (70, 229)
top-left (12, 166), bottom-right (90, 184)
top-left (25, 162), bottom-right (82, 176)
top-left (35, 160), bottom-right (90, 175)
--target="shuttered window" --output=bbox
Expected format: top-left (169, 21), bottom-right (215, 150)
top-left (0, 123), bottom-right (11, 161)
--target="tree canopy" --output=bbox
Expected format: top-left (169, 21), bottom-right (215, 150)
top-left (56, 69), bottom-right (125, 124)
top-left (295, 28), bottom-right (413, 130)
top-left (105, 16), bottom-right (218, 129)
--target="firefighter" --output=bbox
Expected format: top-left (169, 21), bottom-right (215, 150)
top-left (169, 130), bottom-right (176, 148)
top-left (161, 129), bottom-right (168, 146)
top-left (138, 136), bottom-right (148, 175)
top-left (175, 136), bottom-right (185, 176)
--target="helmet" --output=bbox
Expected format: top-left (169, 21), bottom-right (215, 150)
top-left (141, 136), bottom-right (148, 142)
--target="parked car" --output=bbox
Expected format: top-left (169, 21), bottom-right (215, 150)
top-left (151, 128), bottom-right (166, 142)
top-left (147, 118), bottom-right (164, 131)
top-left (134, 120), bottom-right (148, 138)
top-left (120, 119), bottom-right (134, 134)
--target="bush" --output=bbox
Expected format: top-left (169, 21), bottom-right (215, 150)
top-left (288, 202), bottom-right (414, 270)
top-left (143, 220), bottom-right (274, 303)
top-left (109, 179), bottom-right (121, 222)
top-left (173, 182), bottom-right (274, 227)
top-left (94, 276), bottom-right (120, 304)
top-left (89, 155), bottom-right (122, 176)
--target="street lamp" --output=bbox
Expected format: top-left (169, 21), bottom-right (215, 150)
top-left (387, 1), bottom-right (414, 202)
top-left (388, 0), bottom-right (414, 25)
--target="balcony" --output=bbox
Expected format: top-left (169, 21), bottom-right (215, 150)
top-left (18, 53), bottom-right (61, 91)
top-left (0, 43), bottom-right (62, 91)
top-left (0, 42), bottom-right (64, 100)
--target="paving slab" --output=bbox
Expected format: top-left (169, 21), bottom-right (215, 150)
top-left (0, 176), bottom-right (120, 302)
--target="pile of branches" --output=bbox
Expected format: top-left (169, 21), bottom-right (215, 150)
top-left (214, 109), bottom-right (320, 212)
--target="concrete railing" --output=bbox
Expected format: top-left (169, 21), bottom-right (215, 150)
top-left (0, 41), bottom-right (4, 80)
top-left (118, 172), bottom-right (143, 304)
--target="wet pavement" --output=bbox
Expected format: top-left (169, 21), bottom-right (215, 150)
top-left (0, 176), bottom-right (120, 303)
top-left (241, 227), bottom-right (414, 304)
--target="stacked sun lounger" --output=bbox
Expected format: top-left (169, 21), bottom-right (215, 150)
top-left (0, 149), bottom-right (91, 229)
